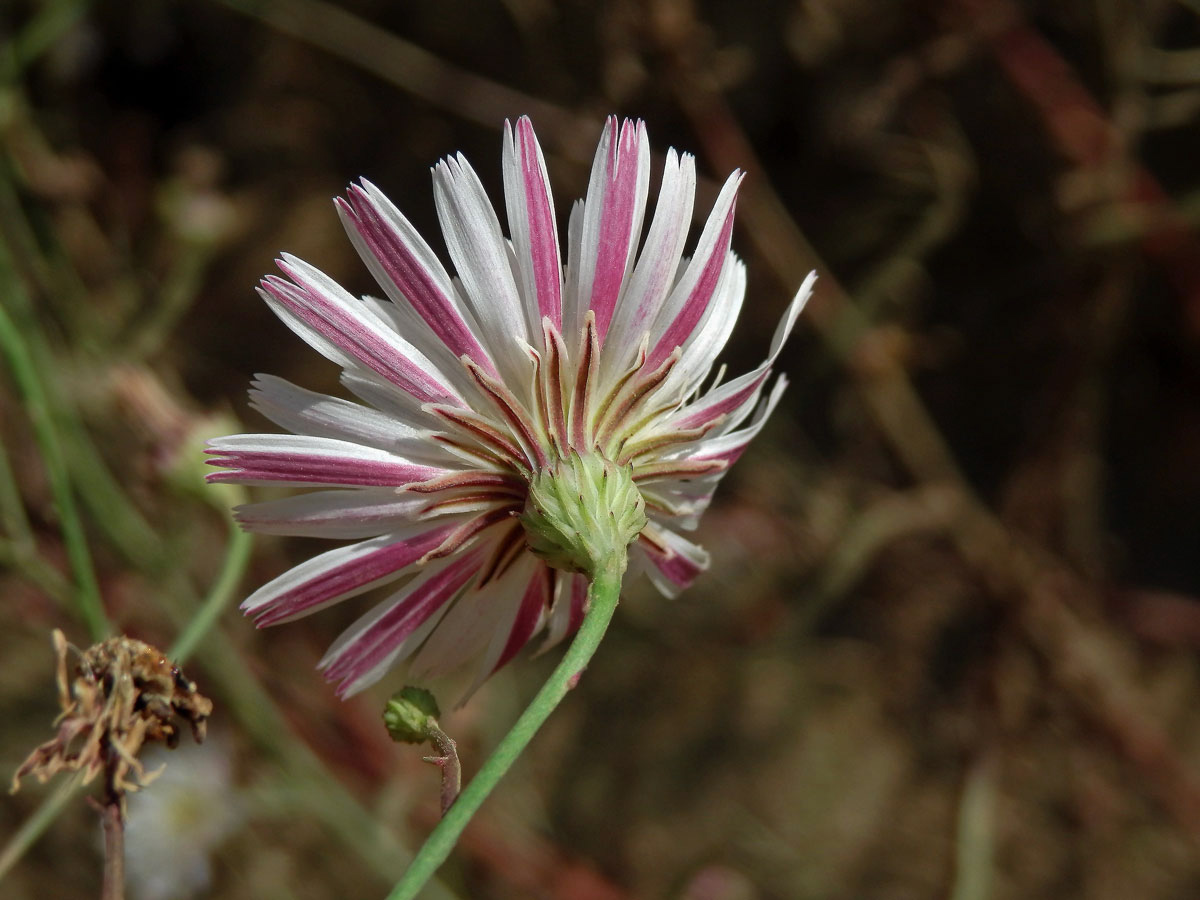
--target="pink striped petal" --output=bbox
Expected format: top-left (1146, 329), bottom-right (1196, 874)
top-left (319, 548), bottom-right (485, 696)
top-left (205, 435), bottom-right (441, 488)
top-left (493, 563), bottom-right (553, 673)
top-left (261, 256), bottom-right (460, 406)
top-left (541, 573), bottom-right (589, 653)
top-left (637, 526), bottom-right (710, 597)
top-left (433, 153), bottom-right (530, 382)
top-left (249, 374), bottom-right (444, 464)
top-left (670, 367), bottom-right (771, 434)
top-left (602, 149), bottom-right (697, 376)
top-left (408, 554), bottom-right (533, 686)
top-left (504, 117), bottom-right (562, 329)
top-left (645, 172), bottom-right (742, 370)
top-left (573, 118), bottom-right (650, 344)
top-left (242, 523), bottom-right (462, 626)
top-left (337, 181), bottom-right (497, 375)
top-left (664, 270), bottom-right (814, 433)
top-left (234, 488), bottom-right (431, 538)
top-left (685, 375), bottom-right (790, 468)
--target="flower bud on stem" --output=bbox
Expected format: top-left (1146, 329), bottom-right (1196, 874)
top-left (384, 688), bottom-right (461, 816)
top-left (386, 554), bottom-right (627, 899)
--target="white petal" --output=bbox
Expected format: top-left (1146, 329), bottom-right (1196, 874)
top-left (234, 488), bottom-right (430, 539)
top-left (318, 549), bottom-right (485, 696)
top-left (503, 117), bottom-right (563, 331)
top-left (433, 154), bottom-right (530, 383)
top-left (262, 255), bottom-right (462, 406)
top-left (568, 118), bottom-right (650, 345)
top-left (249, 374), bottom-right (449, 466)
top-left (241, 522), bottom-right (466, 625)
top-left (205, 433), bottom-right (445, 489)
top-left (563, 198), bottom-right (586, 339)
top-left (602, 149), bottom-right (697, 379)
top-left (645, 171), bottom-right (742, 368)
top-left (539, 573), bottom-right (587, 653)
top-left (337, 180), bottom-right (496, 372)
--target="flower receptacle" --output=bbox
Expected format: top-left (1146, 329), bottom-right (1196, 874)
top-left (519, 451), bottom-right (647, 578)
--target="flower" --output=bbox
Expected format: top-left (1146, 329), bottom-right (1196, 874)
top-left (12, 630), bottom-right (211, 798)
top-left (123, 737), bottom-right (243, 900)
top-left (207, 116), bottom-right (814, 698)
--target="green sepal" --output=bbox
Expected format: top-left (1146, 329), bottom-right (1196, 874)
top-left (519, 450), bottom-right (647, 577)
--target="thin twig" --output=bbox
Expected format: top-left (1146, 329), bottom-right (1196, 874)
top-left (422, 723), bottom-right (462, 817)
top-left (99, 782), bottom-right (125, 900)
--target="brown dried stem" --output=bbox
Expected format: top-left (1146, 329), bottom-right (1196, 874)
top-left (98, 756), bottom-right (125, 900)
top-left (422, 723), bottom-right (463, 817)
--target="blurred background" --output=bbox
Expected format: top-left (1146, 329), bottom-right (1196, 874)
top-left (3, 0), bottom-right (1200, 897)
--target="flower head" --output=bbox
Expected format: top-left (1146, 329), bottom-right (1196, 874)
top-left (207, 116), bottom-right (814, 698)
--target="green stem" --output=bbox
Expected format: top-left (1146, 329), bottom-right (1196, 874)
top-left (386, 556), bottom-right (627, 900)
top-left (0, 772), bottom-right (86, 884)
top-left (0, 298), bottom-right (109, 640)
top-left (168, 518), bottom-right (253, 664)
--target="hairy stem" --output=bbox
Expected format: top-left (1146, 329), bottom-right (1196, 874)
top-left (422, 723), bottom-right (462, 817)
top-left (386, 556), bottom-right (626, 899)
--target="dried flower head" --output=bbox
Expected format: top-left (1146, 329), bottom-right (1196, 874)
top-left (207, 116), bottom-right (815, 699)
top-left (11, 631), bottom-right (212, 797)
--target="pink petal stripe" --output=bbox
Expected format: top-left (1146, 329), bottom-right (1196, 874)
top-left (338, 185), bottom-right (496, 374)
top-left (672, 369), bottom-right (770, 432)
top-left (251, 524), bottom-right (458, 626)
top-left (590, 118), bottom-right (645, 344)
top-left (603, 150), bottom-right (696, 358)
top-left (692, 442), bottom-right (751, 466)
top-left (512, 118), bottom-right (562, 327)
top-left (205, 449), bottom-right (439, 487)
top-left (264, 264), bottom-right (455, 405)
top-left (493, 564), bottom-right (553, 673)
top-left (323, 549), bottom-right (484, 689)
top-left (646, 193), bottom-right (739, 370)
top-left (639, 533), bottom-right (705, 591)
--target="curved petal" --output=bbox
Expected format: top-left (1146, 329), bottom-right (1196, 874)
top-left (663, 270), bottom-right (814, 435)
top-left (433, 153), bottom-right (530, 383)
top-left (241, 521), bottom-right (464, 626)
top-left (503, 117), bottom-right (563, 331)
top-left (681, 374), bottom-right (789, 467)
top-left (645, 171), bottom-right (742, 370)
top-left (318, 547), bottom-right (487, 697)
top-left (205, 434), bottom-right (444, 488)
top-left (602, 148), bottom-right (697, 378)
top-left (636, 524), bottom-right (710, 598)
top-left (249, 374), bottom-right (448, 466)
top-left (261, 256), bottom-right (461, 406)
top-left (337, 180), bottom-right (497, 375)
top-left (568, 117), bottom-right (650, 344)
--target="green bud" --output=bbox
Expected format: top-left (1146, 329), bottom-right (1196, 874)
top-left (519, 451), bottom-right (647, 577)
top-left (383, 686), bottom-right (442, 744)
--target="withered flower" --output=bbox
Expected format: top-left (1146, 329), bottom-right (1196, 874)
top-left (11, 630), bottom-right (212, 798)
